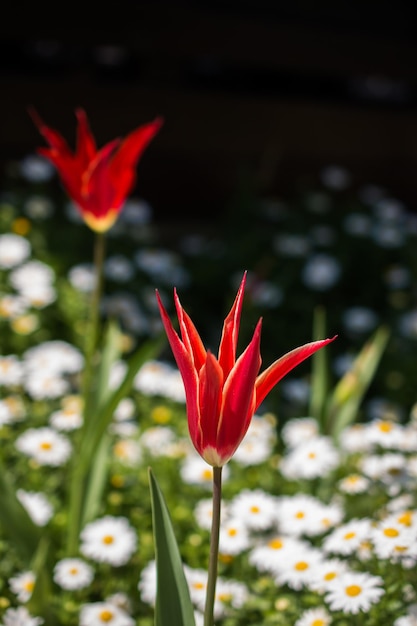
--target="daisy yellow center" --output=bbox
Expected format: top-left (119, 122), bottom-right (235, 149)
top-left (202, 469), bottom-right (212, 480)
top-left (69, 567), bottom-right (79, 575)
top-left (308, 452), bottom-right (316, 459)
top-left (324, 571), bottom-right (337, 581)
top-left (295, 511), bottom-right (305, 519)
top-left (343, 531), bottom-right (356, 540)
top-left (378, 421), bottom-right (393, 433)
top-left (312, 620), bottom-right (326, 626)
top-left (398, 511), bottom-right (413, 526)
top-left (24, 580), bottom-right (34, 592)
top-left (383, 527), bottom-right (399, 538)
top-left (99, 610), bottom-right (114, 622)
top-left (217, 593), bottom-right (232, 602)
top-left (192, 582), bottom-right (205, 590)
top-left (228, 528), bottom-right (237, 537)
top-left (394, 545), bottom-right (407, 552)
top-left (0, 362), bottom-right (11, 372)
top-left (102, 535), bottom-right (114, 545)
top-left (347, 475), bottom-right (360, 483)
top-left (321, 517), bottom-right (331, 527)
top-left (40, 441), bottom-right (52, 450)
top-left (250, 505), bottom-right (260, 514)
top-left (345, 584), bottom-right (362, 597)
top-left (294, 561), bottom-right (309, 571)
top-left (268, 538), bottom-right (284, 550)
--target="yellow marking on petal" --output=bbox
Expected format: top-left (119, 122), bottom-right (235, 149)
top-left (82, 209), bottom-right (119, 233)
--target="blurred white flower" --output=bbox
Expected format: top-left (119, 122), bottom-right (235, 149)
top-left (1, 606), bottom-right (43, 626)
top-left (68, 263), bottom-right (96, 293)
top-left (302, 254), bottom-right (341, 290)
top-left (0, 234), bottom-right (31, 269)
top-left (17, 490), bottom-right (53, 526)
top-left (80, 516), bottom-right (137, 566)
top-left (9, 570), bottom-right (35, 602)
top-left (79, 602), bottom-right (134, 626)
top-left (53, 558), bottom-right (94, 590)
top-left (320, 165), bottom-right (351, 190)
top-left (20, 154), bottom-right (54, 182)
top-left (15, 427), bottom-right (72, 466)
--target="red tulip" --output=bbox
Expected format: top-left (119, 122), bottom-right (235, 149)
top-left (30, 108), bottom-right (162, 232)
top-left (156, 273), bottom-right (336, 467)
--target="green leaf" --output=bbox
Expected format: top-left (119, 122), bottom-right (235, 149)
top-left (325, 325), bottom-right (390, 442)
top-left (0, 460), bottom-right (42, 564)
top-left (149, 468), bottom-right (196, 626)
top-left (309, 306), bottom-right (331, 430)
top-left (27, 537), bottom-right (57, 626)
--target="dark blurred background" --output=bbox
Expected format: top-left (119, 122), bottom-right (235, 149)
top-left (1, 0), bottom-right (417, 221)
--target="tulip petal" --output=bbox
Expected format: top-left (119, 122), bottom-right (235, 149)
top-left (110, 118), bottom-right (163, 208)
top-left (29, 107), bottom-right (72, 155)
top-left (174, 290), bottom-right (207, 373)
top-left (155, 291), bottom-right (200, 442)
top-left (197, 352), bottom-right (224, 453)
top-left (218, 272), bottom-right (246, 378)
top-left (75, 108), bottom-right (97, 166)
top-left (255, 336), bottom-right (337, 409)
top-left (217, 319), bottom-right (262, 459)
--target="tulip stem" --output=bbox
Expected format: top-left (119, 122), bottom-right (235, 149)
top-left (204, 466), bottom-right (223, 626)
top-left (83, 231), bottom-right (106, 410)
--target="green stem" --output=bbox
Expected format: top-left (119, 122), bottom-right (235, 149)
top-left (66, 231), bottom-right (106, 554)
top-left (83, 231), bottom-right (106, 409)
top-left (204, 466), bottom-right (223, 626)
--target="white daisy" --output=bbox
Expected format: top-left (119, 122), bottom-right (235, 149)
top-left (113, 437), bottom-right (142, 466)
top-left (17, 490), bottom-right (53, 526)
top-left (249, 536), bottom-right (310, 574)
top-left (49, 406), bottom-right (83, 431)
top-left (53, 558), bottom-right (94, 590)
top-left (23, 340), bottom-right (84, 376)
top-left (294, 606), bottom-right (332, 626)
top-left (370, 516), bottom-right (417, 561)
top-left (15, 427), bottom-right (72, 466)
top-left (339, 423), bottom-right (372, 453)
top-left (138, 560), bottom-right (157, 606)
top-left (324, 571), bottom-right (384, 614)
top-left (68, 263), bottom-right (97, 293)
top-left (0, 355), bottom-right (23, 386)
top-left (213, 578), bottom-right (249, 618)
top-left (180, 455), bottom-right (230, 488)
top-left (80, 516), bottom-right (137, 566)
top-left (302, 254), bottom-right (341, 291)
top-left (0, 395), bottom-right (26, 424)
top-left (280, 436), bottom-right (340, 480)
top-left (365, 419), bottom-right (405, 449)
top-left (0, 234), bottom-right (31, 269)
top-left (79, 602), bottom-right (134, 626)
top-left (0, 606), bottom-right (44, 626)
top-left (228, 489), bottom-right (278, 531)
top-left (338, 473), bottom-right (370, 494)
top-left (309, 558), bottom-right (351, 593)
top-left (0, 294), bottom-right (29, 320)
top-left (272, 546), bottom-right (323, 591)
top-left (219, 518), bottom-right (251, 555)
top-left (24, 371), bottom-right (70, 400)
top-left (9, 570), bottom-right (35, 602)
top-left (276, 494), bottom-right (327, 537)
top-left (281, 417), bottom-right (319, 448)
top-left (114, 397), bottom-right (136, 422)
top-left (323, 518), bottom-right (372, 556)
